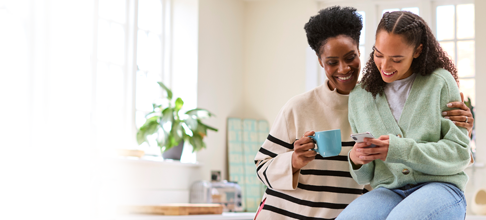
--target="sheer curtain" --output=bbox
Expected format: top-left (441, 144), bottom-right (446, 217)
top-left (0, 0), bottom-right (94, 219)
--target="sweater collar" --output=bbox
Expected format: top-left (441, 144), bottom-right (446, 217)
top-left (316, 79), bottom-right (349, 110)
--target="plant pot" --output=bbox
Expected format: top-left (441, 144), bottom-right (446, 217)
top-left (162, 140), bottom-right (184, 160)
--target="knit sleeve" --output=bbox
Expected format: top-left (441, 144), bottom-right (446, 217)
top-left (254, 102), bottom-right (300, 190)
top-left (385, 71), bottom-right (470, 175)
top-left (347, 86), bottom-right (375, 184)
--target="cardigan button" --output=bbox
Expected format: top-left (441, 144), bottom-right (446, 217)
top-left (397, 134), bottom-right (402, 138)
top-left (402, 169), bottom-right (410, 175)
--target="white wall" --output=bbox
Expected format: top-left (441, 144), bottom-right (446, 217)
top-left (196, 0), bottom-right (246, 181)
top-left (172, 0), bottom-right (200, 111)
top-left (243, 0), bottom-right (318, 123)
top-left (473, 0), bottom-right (486, 174)
top-left (196, 0), bottom-right (318, 181)
top-left (468, 0), bottom-right (486, 213)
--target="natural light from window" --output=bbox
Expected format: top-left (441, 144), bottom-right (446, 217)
top-left (437, 4), bottom-right (475, 105)
top-left (436, 3), bottom-right (475, 152)
top-left (382, 7), bottom-right (419, 16)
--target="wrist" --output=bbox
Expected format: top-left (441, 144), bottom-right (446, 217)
top-left (350, 158), bottom-right (363, 170)
top-left (349, 150), bottom-right (362, 169)
top-left (292, 166), bottom-right (300, 174)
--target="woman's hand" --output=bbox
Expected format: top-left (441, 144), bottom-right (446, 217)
top-left (292, 131), bottom-right (317, 173)
top-left (443, 92), bottom-right (474, 137)
top-left (350, 135), bottom-right (390, 166)
top-left (349, 141), bottom-right (374, 167)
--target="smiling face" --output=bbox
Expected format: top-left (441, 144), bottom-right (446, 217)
top-left (318, 35), bottom-right (360, 95)
top-left (374, 31), bottom-right (422, 83)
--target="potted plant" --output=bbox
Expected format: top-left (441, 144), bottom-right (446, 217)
top-left (136, 82), bottom-right (218, 160)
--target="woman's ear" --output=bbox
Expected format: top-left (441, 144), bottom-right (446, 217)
top-left (414, 44), bottom-right (423, 58)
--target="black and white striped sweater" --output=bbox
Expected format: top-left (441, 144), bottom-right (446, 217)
top-left (254, 81), bottom-right (368, 220)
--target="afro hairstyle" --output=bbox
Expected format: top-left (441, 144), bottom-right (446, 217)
top-left (304, 6), bottom-right (363, 57)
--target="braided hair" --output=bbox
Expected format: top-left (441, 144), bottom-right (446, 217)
top-left (360, 11), bottom-right (458, 98)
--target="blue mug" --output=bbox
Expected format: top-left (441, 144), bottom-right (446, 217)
top-left (308, 129), bottom-right (342, 157)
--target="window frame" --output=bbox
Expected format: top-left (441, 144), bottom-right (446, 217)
top-left (93, 0), bottom-right (175, 157)
top-left (432, 1), bottom-right (475, 79)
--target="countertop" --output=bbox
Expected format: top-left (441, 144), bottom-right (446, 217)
top-left (113, 213), bottom-right (486, 220)
top-left (115, 212), bottom-right (255, 220)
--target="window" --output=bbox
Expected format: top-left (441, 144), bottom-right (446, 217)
top-left (436, 4), bottom-right (475, 105)
top-left (95, 0), bottom-right (129, 153)
top-left (95, 0), bottom-right (197, 161)
top-left (134, 0), bottom-right (170, 157)
top-left (436, 3), bottom-right (475, 150)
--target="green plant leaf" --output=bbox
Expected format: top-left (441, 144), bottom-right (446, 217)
top-left (191, 132), bottom-right (206, 152)
top-left (195, 122), bottom-right (207, 137)
top-left (169, 135), bottom-right (180, 149)
top-left (136, 129), bottom-right (146, 145)
top-left (146, 119), bottom-right (159, 135)
top-left (171, 121), bottom-right (183, 143)
top-left (184, 116), bottom-right (198, 130)
top-left (198, 120), bottom-right (218, 132)
top-left (136, 116), bottom-right (160, 145)
top-left (156, 130), bottom-right (169, 148)
top-left (185, 108), bottom-right (215, 119)
top-left (145, 111), bottom-right (159, 118)
top-left (157, 81), bottom-right (173, 101)
top-left (161, 107), bottom-right (174, 133)
top-left (181, 123), bottom-right (194, 136)
top-left (187, 136), bottom-right (197, 152)
top-left (175, 97), bottom-right (184, 112)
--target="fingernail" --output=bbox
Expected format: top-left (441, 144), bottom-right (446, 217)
top-left (445, 116), bottom-right (450, 119)
top-left (356, 149), bottom-right (362, 152)
top-left (453, 121), bottom-right (457, 124)
top-left (447, 103), bottom-right (452, 107)
top-left (442, 112), bottom-right (447, 116)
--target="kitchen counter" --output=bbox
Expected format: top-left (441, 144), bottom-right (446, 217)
top-left (115, 212), bottom-right (255, 220)
top-left (114, 213), bottom-right (486, 220)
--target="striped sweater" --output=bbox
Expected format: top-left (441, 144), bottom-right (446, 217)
top-left (254, 81), bottom-right (366, 220)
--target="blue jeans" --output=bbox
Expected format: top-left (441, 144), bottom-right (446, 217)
top-left (336, 182), bottom-right (466, 220)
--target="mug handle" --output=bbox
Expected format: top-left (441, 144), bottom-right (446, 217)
top-left (308, 135), bottom-right (318, 152)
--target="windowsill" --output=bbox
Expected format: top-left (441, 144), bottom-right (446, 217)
top-left (114, 157), bottom-right (202, 168)
top-left (115, 212), bottom-right (255, 220)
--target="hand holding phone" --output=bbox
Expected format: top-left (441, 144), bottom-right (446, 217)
top-left (350, 132), bottom-right (376, 148)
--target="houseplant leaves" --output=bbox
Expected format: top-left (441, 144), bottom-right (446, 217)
top-left (136, 81), bottom-right (218, 157)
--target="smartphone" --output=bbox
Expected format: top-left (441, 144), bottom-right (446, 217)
top-left (350, 132), bottom-right (376, 148)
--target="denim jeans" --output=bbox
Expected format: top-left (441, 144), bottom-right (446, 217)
top-left (336, 182), bottom-right (466, 220)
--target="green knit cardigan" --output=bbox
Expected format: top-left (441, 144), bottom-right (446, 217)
top-left (348, 68), bottom-right (471, 191)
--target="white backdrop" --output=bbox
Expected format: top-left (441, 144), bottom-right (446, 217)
top-left (0, 0), bottom-right (94, 219)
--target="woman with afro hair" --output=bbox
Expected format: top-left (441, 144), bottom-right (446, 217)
top-left (339, 11), bottom-right (471, 220)
top-left (254, 7), bottom-right (473, 220)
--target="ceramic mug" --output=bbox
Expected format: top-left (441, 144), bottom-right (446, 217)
top-left (308, 129), bottom-right (342, 157)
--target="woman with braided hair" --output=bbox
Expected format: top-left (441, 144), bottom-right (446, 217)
top-left (255, 7), bottom-right (473, 220)
top-left (337, 11), bottom-right (470, 219)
